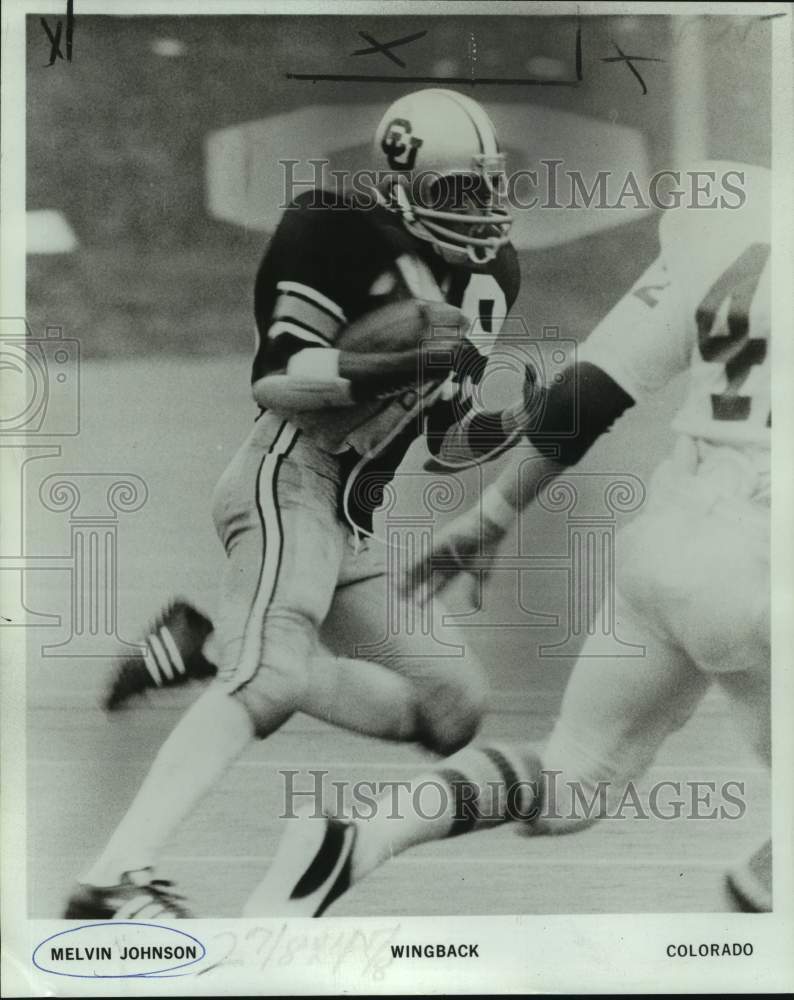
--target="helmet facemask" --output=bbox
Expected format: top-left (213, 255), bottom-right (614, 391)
top-left (389, 157), bottom-right (513, 268)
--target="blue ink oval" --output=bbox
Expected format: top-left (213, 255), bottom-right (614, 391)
top-left (33, 921), bottom-right (206, 979)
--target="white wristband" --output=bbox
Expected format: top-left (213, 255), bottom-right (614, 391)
top-left (481, 482), bottom-right (517, 530)
top-left (287, 347), bottom-right (341, 379)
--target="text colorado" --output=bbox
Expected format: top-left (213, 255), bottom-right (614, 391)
top-left (666, 942), bottom-right (753, 958)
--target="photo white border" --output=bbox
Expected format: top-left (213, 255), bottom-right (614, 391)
top-left (1, 1), bottom-right (792, 995)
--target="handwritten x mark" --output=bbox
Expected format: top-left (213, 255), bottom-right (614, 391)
top-left (40, 17), bottom-right (64, 65)
top-left (601, 42), bottom-right (663, 95)
top-left (352, 30), bottom-right (427, 68)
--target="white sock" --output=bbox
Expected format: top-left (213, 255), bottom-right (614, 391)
top-left (351, 743), bottom-right (542, 881)
top-left (83, 687), bottom-right (254, 886)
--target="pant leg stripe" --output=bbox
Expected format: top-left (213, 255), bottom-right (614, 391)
top-left (232, 420), bottom-right (287, 684)
top-left (266, 433), bottom-right (300, 617)
top-left (229, 422), bottom-right (299, 691)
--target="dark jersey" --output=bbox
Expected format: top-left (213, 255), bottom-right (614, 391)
top-left (252, 189), bottom-right (520, 533)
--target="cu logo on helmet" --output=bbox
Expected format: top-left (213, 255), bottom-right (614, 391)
top-left (381, 118), bottom-right (423, 170)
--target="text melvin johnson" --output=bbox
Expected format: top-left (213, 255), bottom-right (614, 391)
top-left (50, 945), bottom-right (199, 961)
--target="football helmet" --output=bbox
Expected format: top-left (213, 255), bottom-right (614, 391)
top-left (374, 89), bottom-right (512, 268)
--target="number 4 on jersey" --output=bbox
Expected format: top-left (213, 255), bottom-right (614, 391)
top-left (695, 242), bottom-right (770, 423)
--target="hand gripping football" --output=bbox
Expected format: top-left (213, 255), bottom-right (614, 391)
top-left (337, 299), bottom-right (470, 355)
top-left (337, 299), bottom-right (471, 400)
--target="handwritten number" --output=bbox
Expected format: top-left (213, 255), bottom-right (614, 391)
top-left (695, 242), bottom-right (769, 422)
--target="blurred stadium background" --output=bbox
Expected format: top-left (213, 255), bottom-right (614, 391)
top-left (27, 14), bottom-right (771, 353)
top-left (23, 13), bottom-right (772, 917)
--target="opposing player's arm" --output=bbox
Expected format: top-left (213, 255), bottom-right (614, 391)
top-left (477, 248), bottom-right (688, 525)
top-left (408, 353), bottom-right (643, 601)
top-left (423, 245), bottom-right (525, 468)
top-left (406, 247), bottom-right (690, 601)
top-left (424, 356), bottom-right (636, 469)
top-left (423, 385), bottom-right (526, 469)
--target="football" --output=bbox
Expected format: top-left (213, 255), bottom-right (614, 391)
top-left (336, 299), bottom-right (471, 402)
top-left (336, 298), bottom-right (470, 355)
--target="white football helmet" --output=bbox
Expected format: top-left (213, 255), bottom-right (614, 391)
top-left (373, 89), bottom-right (512, 268)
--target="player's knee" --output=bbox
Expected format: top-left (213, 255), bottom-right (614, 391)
top-left (231, 654), bottom-right (310, 738)
top-left (414, 663), bottom-right (488, 756)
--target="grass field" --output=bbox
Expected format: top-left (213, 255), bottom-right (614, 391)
top-left (24, 357), bottom-right (769, 917)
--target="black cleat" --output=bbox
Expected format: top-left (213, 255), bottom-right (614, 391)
top-left (103, 600), bottom-right (217, 711)
top-left (64, 869), bottom-right (192, 919)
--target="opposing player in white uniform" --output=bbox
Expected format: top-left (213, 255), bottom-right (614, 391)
top-left (246, 162), bottom-right (772, 915)
top-left (64, 90), bottom-right (525, 919)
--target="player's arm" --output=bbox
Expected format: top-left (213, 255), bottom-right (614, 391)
top-left (250, 197), bottom-right (465, 413)
top-left (408, 249), bottom-right (688, 602)
top-left (253, 299), bottom-right (467, 412)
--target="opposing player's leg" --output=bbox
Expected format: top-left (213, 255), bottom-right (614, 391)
top-left (725, 838), bottom-right (772, 912)
top-left (314, 443), bottom-right (769, 913)
top-left (715, 668), bottom-right (771, 912)
top-left (621, 442), bottom-right (772, 910)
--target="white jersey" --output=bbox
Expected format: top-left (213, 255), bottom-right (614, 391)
top-left (580, 162), bottom-right (771, 450)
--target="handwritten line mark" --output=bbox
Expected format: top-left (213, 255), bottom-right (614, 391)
top-left (351, 29), bottom-right (427, 67)
top-left (293, 19), bottom-right (583, 88)
top-left (285, 73), bottom-right (582, 86)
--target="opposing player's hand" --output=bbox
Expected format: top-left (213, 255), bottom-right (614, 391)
top-left (401, 505), bottom-right (508, 609)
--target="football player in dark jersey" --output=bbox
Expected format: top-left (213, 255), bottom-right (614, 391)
top-left (66, 89), bottom-right (525, 919)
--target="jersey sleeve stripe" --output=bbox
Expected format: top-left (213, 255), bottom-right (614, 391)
top-left (267, 320), bottom-right (333, 348)
top-left (276, 281), bottom-right (347, 323)
top-left (273, 290), bottom-right (342, 342)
